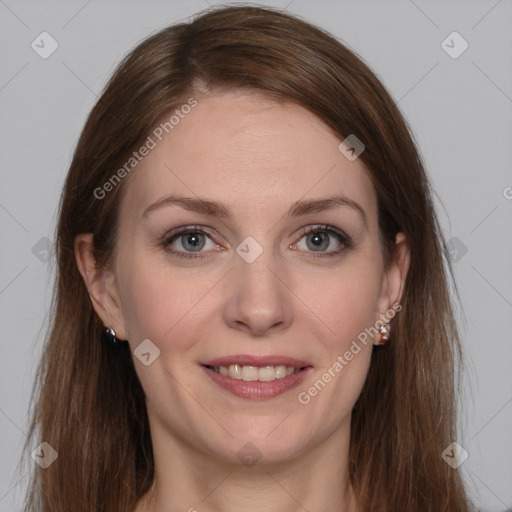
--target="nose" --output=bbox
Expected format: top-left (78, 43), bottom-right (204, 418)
top-left (222, 245), bottom-right (294, 337)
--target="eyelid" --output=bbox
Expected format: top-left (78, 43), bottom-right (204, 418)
top-left (163, 224), bottom-right (214, 238)
top-left (297, 224), bottom-right (348, 241)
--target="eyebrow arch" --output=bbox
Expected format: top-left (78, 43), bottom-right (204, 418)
top-left (287, 196), bottom-right (367, 226)
top-left (142, 193), bottom-right (367, 226)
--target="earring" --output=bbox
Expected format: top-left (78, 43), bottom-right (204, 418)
top-left (103, 327), bottom-right (124, 347)
top-left (377, 323), bottom-right (391, 344)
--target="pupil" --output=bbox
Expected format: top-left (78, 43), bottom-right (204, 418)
top-left (184, 233), bottom-right (205, 251)
top-left (308, 232), bottom-right (328, 251)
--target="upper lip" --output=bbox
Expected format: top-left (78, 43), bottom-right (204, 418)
top-left (202, 354), bottom-right (312, 368)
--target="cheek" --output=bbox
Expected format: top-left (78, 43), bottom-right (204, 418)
top-left (304, 255), bottom-right (384, 348)
top-left (294, 259), bottom-right (381, 428)
top-left (116, 257), bottom-right (213, 349)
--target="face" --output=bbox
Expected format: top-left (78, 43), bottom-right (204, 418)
top-left (82, 89), bottom-right (407, 467)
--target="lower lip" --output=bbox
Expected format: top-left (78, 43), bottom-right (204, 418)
top-left (201, 365), bottom-right (312, 400)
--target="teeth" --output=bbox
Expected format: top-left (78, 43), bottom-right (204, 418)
top-left (212, 364), bottom-right (301, 381)
top-left (228, 364), bottom-right (242, 379)
top-left (259, 366), bottom-right (277, 381)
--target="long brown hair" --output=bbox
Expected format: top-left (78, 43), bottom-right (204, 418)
top-left (23, 5), bottom-right (473, 511)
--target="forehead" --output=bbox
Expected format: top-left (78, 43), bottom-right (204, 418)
top-left (119, 90), bottom-right (377, 224)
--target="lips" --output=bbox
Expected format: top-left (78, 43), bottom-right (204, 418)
top-left (200, 354), bottom-right (313, 400)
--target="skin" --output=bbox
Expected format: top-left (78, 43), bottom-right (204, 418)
top-left (75, 89), bottom-right (410, 512)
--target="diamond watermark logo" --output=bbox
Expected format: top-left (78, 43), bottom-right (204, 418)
top-left (441, 441), bottom-right (469, 468)
top-left (338, 134), bottom-right (365, 161)
top-left (134, 338), bottom-right (161, 366)
top-left (236, 236), bottom-right (263, 263)
top-left (31, 237), bottom-right (53, 263)
top-left (237, 442), bottom-right (263, 468)
top-left (31, 442), bottom-right (58, 469)
top-left (31, 32), bottom-right (59, 59)
top-left (441, 32), bottom-right (469, 59)
top-left (447, 237), bottom-right (468, 263)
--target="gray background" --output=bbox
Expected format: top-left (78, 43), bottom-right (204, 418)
top-left (1, 0), bottom-right (511, 510)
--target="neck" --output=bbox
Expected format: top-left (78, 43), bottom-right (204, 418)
top-left (135, 412), bottom-right (357, 512)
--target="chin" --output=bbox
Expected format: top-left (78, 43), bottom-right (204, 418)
top-left (203, 421), bottom-right (310, 467)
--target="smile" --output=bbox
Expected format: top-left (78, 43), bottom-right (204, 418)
top-left (200, 356), bottom-right (313, 399)
top-left (205, 364), bottom-right (302, 381)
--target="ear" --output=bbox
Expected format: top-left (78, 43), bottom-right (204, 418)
top-left (74, 233), bottom-right (129, 340)
top-left (375, 232), bottom-right (410, 338)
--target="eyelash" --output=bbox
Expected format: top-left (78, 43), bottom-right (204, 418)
top-left (159, 224), bottom-right (352, 260)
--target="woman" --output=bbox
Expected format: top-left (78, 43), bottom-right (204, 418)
top-left (23, 5), bottom-right (474, 511)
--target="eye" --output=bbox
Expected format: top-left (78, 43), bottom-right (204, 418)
top-left (159, 224), bottom-right (352, 260)
top-left (161, 226), bottom-right (219, 259)
top-left (294, 225), bottom-right (351, 257)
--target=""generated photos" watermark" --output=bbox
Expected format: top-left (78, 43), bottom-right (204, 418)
top-left (94, 97), bottom-right (198, 200)
top-left (297, 303), bottom-right (402, 405)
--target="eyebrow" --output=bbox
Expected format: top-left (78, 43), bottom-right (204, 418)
top-left (142, 194), bottom-right (367, 225)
